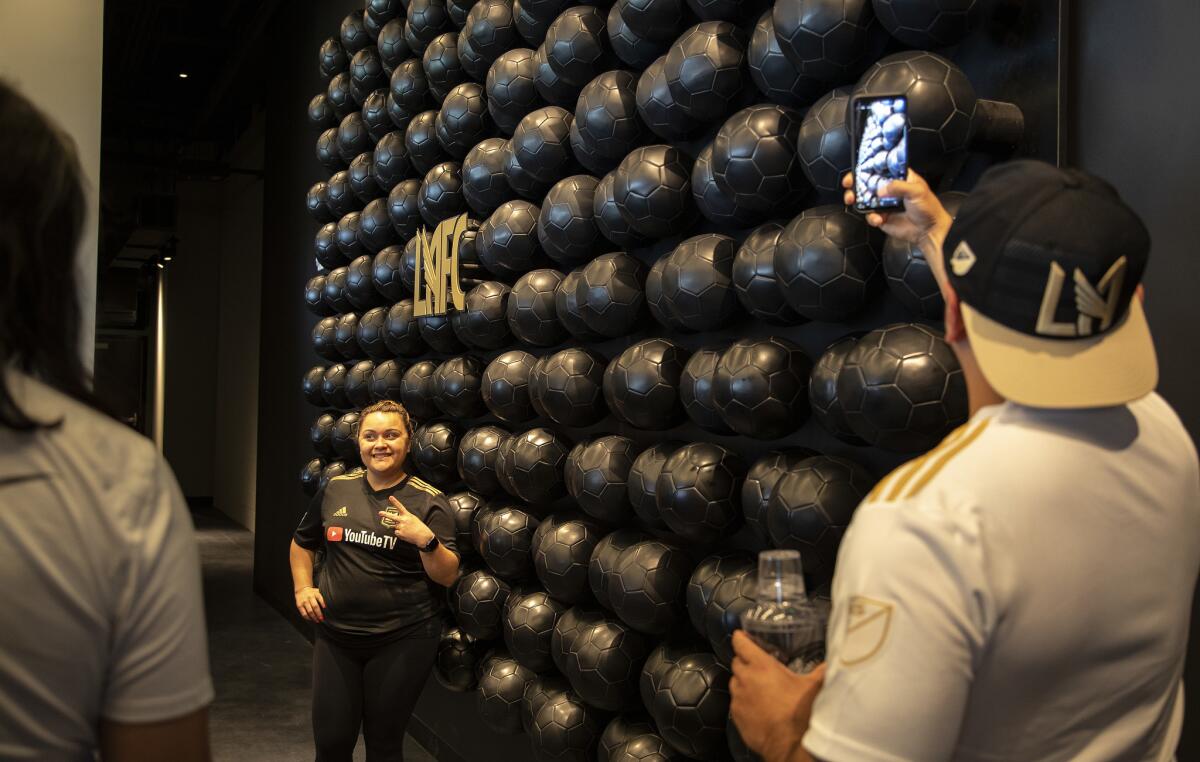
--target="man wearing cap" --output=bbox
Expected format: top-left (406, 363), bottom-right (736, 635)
top-left (729, 160), bottom-right (1200, 762)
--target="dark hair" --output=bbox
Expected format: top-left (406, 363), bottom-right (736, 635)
top-left (0, 80), bottom-right (103, 431)
top-left (357, 400), bottom-right (414, 437)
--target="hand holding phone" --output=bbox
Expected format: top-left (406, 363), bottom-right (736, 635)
top-left (852, 95), bottom-right (908, 213)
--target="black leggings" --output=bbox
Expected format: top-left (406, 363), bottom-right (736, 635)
top-left (311, 633), bottom-right (439, 762)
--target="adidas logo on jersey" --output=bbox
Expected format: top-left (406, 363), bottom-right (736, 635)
top-left (333, 506), bottom-right (348, 517)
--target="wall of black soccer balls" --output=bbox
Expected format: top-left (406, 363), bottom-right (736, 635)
top-left (298, 0), bottom-right (1027, 759)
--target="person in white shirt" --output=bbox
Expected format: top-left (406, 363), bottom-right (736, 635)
top-left (0, 80), bottom-right (214, 761)
top-left (729, 160), bottom-right (1200, 762)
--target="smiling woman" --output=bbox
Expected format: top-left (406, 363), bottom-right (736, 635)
top-left (288, 398), bottom-right (461, 762)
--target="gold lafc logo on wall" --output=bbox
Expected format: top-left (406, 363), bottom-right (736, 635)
top-left (413, 213), bottom-right (469, 317)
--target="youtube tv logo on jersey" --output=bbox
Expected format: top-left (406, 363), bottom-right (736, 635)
top-left (326, 526), bottom-right (343, 542)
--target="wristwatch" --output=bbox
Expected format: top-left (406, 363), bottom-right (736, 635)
top-left (419, 535), bottom-right (440, 553)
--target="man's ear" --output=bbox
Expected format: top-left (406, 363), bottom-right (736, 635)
top-left (943, 284), bottom-right (966, 344)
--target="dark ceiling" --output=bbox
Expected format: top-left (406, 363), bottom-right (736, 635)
top-left (100, 0), bottom-right (282, 264)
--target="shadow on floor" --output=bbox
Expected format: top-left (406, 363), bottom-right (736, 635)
top-left (194, 507), bottom-right (435, 762)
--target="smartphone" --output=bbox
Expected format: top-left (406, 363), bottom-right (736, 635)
top-left (851, 94), bottom-right (908, 213)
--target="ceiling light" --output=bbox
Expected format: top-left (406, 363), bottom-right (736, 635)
top-left (178, 72), bottom-right (189, 79)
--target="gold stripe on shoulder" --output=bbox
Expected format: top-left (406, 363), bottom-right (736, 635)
top-left (883, 419), bottom-right (977, 501)
top-left (330, 472), bottom-right (364, 482)
top-left (902, 418), bottom-right (992, 499)
top-left (865, 460), bottom-right (916, 504)
top-left (409, 476), bottom-right (442, 494)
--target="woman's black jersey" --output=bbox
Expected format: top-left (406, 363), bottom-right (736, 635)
top-left (294, 471), bottom-right (458, 644)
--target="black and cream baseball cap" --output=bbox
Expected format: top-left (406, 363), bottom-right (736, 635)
top-left (943, 160), bottom-right (1156, 408)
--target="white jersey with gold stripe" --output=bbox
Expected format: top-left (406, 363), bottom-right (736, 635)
top-left (805, 393), bottom-right (1199, 762)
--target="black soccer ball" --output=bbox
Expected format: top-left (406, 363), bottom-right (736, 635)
top-left (322, 364), bottom-right (352, 410)
top-left (603, 338), bottom-right (688, 430)
top-left (419, 312), bottom-right (468, 353)
top-left (660, 234), bottom-right (741, 331)
top-left (635, 56), bottom-right (700, 142)
top-left (480, 504), bottom-right (540, 579)
top-left (528, 686), bottom-right (606, 761)
top-left (532, 514), bottom-right (605, 604)
top-left (713, 336), bottom-right (812, 439)
top-left (452, 280), bottom-right (514, 349)
top-left (453, 568), bottom-right (513, 639)
top-left (732, 221), bottom-right (803, 324)
top-left (407, 0), bottom-right (454, 50)
top-left (401, 359), bottom-right (441, 420)
top-left (537, 175), bottom-right (604, 269)
top-left (561, 614), bottom-right (650, 711)
top-left (607, 4), bottom-right (667, 70)
top-left (618, 0), bottom-right (685, 41)
top-left (747, 11), bottom-right (824, 108)
top-left (686, 552), bottom-right (756, 642)
top-left (766, 454), bottom-right (875, 584)
top-left (873, 0), bottom-right (980, 50)
top-left (691, 143), bottom-right (758, 228)
top-left (554, 268), bottom-right (606, 343)
top-left (433, 355), bottom-right (486, 418)
top-left (486, 47), bottom-right (541, 135)
top-left (301, 457), bottom-right (325, 496)
top-left (435, 624), bottom-right (487, 691)
top-left (507, 427), bottom-right (572, 505)
top-left (773, 205), bottom-right (885, 322)
top-left (477, 652), bottom-right (536, 735)
top-left (797, 86), bottom-right (853, 202)
top-left (478, 199), bottom-right (544, 278)
top-left (510, 105), bottom-right (576, 183)
top-left (462, 136), bottom-right (515, 216)
top-left (346, 359), bottom-right (376, 408)
top-left (457, 426), bottom-right (508, 495)
top-left (711, 104), bottom-right (808, 217)
top-left (369, 359), bottom-right (409, 403)
top-left (594, 171), bottom-right (651, 249)
top-left (772, 0), bottom-right (887, 85)
top-left (656, 443), bottom-right (745, 545)
top-left (387, 178), bottom-right (425, 240)
top-left (588, 529), bottom-right (647, 612)
top-left (535, 347), bottom-right (608, 428)
top-left (332, 411), bottom-right (363, 464)
top-left (565, 436), bottom-right (639, 524)
top-left (462, 0), bottom-right (522, 66)
top-left (483, 350), bottom-right (539, 423)
top-left (320, 37), bottom-right (350, 79)
top-left (311, 411), bottom-right (339, 459)
top-left (436, 82), bottom-right (494, 158)
top-left (610, 540), bottom-right (694, 636)
top-left (418, 160), bottom-right (467, 226)
top-left (407, 109), bottom-right (451, 174)
top-left (626, 442), bottom-right (681, 530)
top-left (613, 145), bottom-right (696, 239)
top-left (600, 716), bottom-right (658, 762)
top-left (575, 252), bottom-right (647, 338)
top-left (808, 334), bottom-right (866, 444)
top-left (507, 268), bottom-right (567, 346)
top-left (836, 322), bottom-right (968, 452)
top-left (742, 449), bottom-right (816, 546)
top-left (505, 589), bottom-right (569, 672)
top-left (303, 366), bottom-right (328, 407)
top-left (662, 21), bottom-right (747, 122)
top-left (412, 421), bottom-right (460, 487)
top-left (384, 299), bottom-right (426, 357)
top-left (335, 313), bottom-right (366, 361)
top-left (680, 348), bottom-right (732, 434)
top-left (573, 70), bottom-right (648, 171)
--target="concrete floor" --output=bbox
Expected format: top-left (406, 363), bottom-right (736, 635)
top-left (196, 507), bottom-right (436, 762)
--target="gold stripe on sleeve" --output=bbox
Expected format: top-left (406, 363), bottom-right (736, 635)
top-left (902, 418), bottom-right (992, 499)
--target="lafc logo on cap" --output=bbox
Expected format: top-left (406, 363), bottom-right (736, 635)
top-left (1035, 257), bottom-right (1126, 337)
top-left (950, 241), bottom-right (977, 276)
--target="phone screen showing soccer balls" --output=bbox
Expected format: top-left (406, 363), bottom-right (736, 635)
top-left (854, 96), bottom-right (908, 211)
